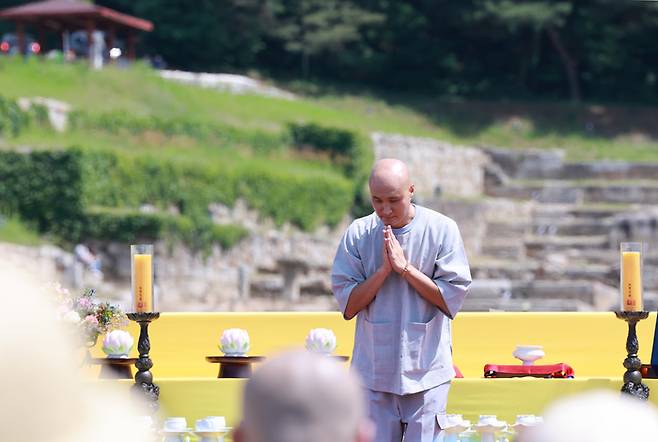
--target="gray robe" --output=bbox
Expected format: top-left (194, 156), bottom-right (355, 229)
top-left (332, 205), bottom-right (471, 395)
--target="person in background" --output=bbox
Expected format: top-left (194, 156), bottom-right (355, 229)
top-left (233, 350), bottom-right (373, 442)
top-left (519, 390), bottom-right (658, 441)
top-left (332, 158), bottom-right (471, 441)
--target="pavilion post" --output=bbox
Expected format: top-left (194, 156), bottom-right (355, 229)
top-left (16, 21), bottom-right (24, 56)
top-left (107, 25), bottom-right (115, 60)
top-left (85, 19), bottom-right (94, 63)
top-left (126, 31), bottom-right (135, 60)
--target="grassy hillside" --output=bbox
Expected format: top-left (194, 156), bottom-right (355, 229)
top-left (2, 57), bottom-right (658, 162)
top-left (2, 57), bottom-right (658, 246)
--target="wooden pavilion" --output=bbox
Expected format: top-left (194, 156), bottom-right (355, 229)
top-left (0, 0), bottom-right (153, 60)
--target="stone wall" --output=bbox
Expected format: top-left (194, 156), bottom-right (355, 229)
top-left (372, 133), bottom-right (488, 200)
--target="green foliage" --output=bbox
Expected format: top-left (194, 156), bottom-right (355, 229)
top-left (80, 207), bottom-right (248, 250)
top-left (479, 1), bottom-right (572, 30)
top-left (288, 122), bottom-right (356, 155)
top-left (286, 122), bottom-right (372, 217)
top-left (0, 149), bottom-right (84, 233)
top-left (69, 110), bottom-right (285, 152)
top-left (0, 215), bottom-right (43, 246)
top-left (267, 0), bottom-right (384, 76)
top-left (0, 96), bottom-right (30, 137)
top-left (0, 146), bottom-right (353, 251)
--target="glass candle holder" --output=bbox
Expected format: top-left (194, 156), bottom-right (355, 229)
top-left (131, 244), bottom-right (154, 313)
top-left (620, 242), bottom-right (643, 312)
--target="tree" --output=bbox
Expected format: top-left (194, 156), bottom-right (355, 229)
top-left (265, 0), bottom-right (383, 77)
top-left (478, 1), bottom-right (580, 101)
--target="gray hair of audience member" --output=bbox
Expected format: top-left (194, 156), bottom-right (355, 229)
top-left (519, 390), bottom-right (658, 442)
top-left (234, 350), bottom-right (372, 442)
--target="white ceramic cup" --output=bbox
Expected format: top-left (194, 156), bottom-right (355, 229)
top-left (478, 415), bottom-right (499, 426)
top-left (163, 416), bottom-right (188, 432)
top-left (203, 416), bottom-right (226, 430)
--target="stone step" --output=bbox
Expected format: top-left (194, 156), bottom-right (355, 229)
top-left (531, 203), bottom-right (632, 220)
top-left (529, 219), bottom-right (611, 236)
top-left (525, 235), bottom-right (610, 255)
top-left (511, 279), bottom-right (594, 301)
top-left (470, 257), bottom-right (538, 281)
top-left (467, 278), bottom-right (513, 300)
top-left (480, 240), bottom-right (525, 260)
top-left (542, 263), bottom-right (614, 283)
top-left (461, 297), bottom-right (593, 312)
top-left (489, 181), bottom-right (658, 205)
top-left (485, 221), bottom-right (527, 238)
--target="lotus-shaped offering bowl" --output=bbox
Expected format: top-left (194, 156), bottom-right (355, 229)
top-left (513, 345), bottom-right (545, 365)
top-left (305, 328), bottom-right (337, 355)
top-left (219, 328), bottom-right (250, 356)
top-left (102, 330), bottom-right (134, 358)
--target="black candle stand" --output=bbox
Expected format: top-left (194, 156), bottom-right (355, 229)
top-left (615, 311), bottom-right (650, 400)
top-left (127, 312), bottom-right (160, 412)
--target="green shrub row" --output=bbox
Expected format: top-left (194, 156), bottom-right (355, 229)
top-left (81, 207), bottom-right (248, 250)
top-left (69, 110), bottom-right (286, 153)
top-left (0, 149), bottom-right (83, 233)
top-left (81, 149), bottom-right (354, 230)
top-left (0, 148), bottom-right (354, 249)
top-left (286, 122), bottom-right (373, 217)
top-left (0, 96), bottom-right (49, 137)
top-left (288, 122), bottom-right (356, 156)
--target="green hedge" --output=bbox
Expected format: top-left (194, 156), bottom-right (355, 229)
top-left (69, 110), bottom-right (286, 153)
top-left (287, 122), bottom-right (373, 217)
top-left (81, 149), bottom-right (353, 231)
top-left (81, 207), bottom-right (248, 250)
top-left (0, 147), bottom-right (354, 248)
top-left (0, 149), bottom-right (84, 233)
top-left (0, 96), bottom-right (49, 137)
top-left (288, 122), bottom-right (356, 156)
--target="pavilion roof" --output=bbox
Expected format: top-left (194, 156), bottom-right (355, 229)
top-left (0, 0), bottom-right (153, 31)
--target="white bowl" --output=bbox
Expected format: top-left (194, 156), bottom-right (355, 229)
top-left (195, 416), bottom-right (227, 432)
top-left (163, 417), bottom-right (189, 433)
top-left (513, 345), bottom-right (545, 365)
top-left (514, 414), bottom-right (542, 426)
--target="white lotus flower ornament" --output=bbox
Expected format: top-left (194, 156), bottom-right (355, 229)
top-left (305, 328), bottom-right (337, 355)
top-left (102, 330), bottom-right (134, 358)
top-left (220, 328), bottom-right (250, 356)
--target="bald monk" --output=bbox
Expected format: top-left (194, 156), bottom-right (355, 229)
top-left (233, 350), bottom-right (373, 442)
top-left (331, 158), bottom-right (471, 441)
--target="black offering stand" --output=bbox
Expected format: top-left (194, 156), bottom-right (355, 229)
top-left (615, 311), bottom-right (650, 400)
top-left (127, 312), bottom-right (160, 412)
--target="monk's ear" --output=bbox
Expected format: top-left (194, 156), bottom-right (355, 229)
top-left (408, 183), bottom-right (415, 196)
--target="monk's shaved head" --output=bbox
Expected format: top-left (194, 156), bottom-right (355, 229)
top-left (368, 158), bottom-right (415, 228)
top-left (369, 158), bottom-right (410, 191)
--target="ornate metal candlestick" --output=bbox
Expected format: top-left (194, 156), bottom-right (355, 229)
top-left (615, 311), bottom-right (650, 400)
top-left (127, 312), bottom-right (160, 412)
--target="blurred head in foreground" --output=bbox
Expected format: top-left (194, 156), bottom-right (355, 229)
top-left (0, 261), bottom-right (151, 442)
top-left (234, 350), bottom-right (373, 442)
top-left (519, 389), bottom-right (658, 442)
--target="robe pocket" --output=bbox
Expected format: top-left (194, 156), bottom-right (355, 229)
top-left (401, 313), bottom-right (441, 373)
top-left (363, 318), bottom-right (396, 379)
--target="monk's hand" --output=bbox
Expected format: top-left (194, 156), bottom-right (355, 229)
top-left (384, 225), bottom-right (407, 274)
top-left (380, 227), bottom-right (392, 274)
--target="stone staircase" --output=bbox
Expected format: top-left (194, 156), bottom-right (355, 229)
top-left (451, 149), bottom-right (658, 311)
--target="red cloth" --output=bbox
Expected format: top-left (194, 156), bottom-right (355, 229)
top-left (483, 363), bottom-right (574, 378)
